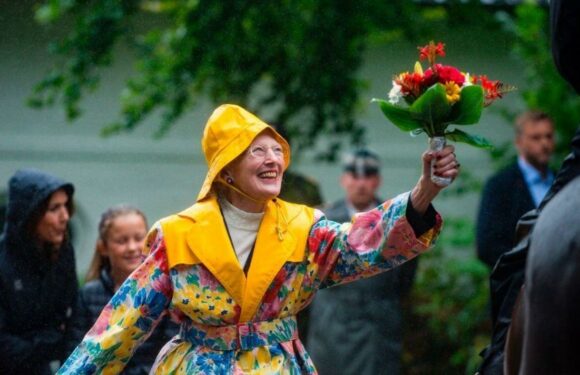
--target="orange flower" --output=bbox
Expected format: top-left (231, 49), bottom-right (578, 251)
top-left (395, 72), bottom-right (424, 98)
top-left (477, 75), bottom-right (506, 106)
top-left (418, 41), bottom-right (446, 66)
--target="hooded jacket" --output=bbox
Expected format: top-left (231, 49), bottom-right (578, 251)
top-left (0, 169), bottom-right (78, 375)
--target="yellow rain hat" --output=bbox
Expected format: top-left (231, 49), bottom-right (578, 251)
top-left (197, 104), bottom-right (291, 202)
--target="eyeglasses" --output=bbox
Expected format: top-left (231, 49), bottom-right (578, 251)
top-left (248, 144), bottom-right (285, 160)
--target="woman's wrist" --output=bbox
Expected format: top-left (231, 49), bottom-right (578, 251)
top-left (410, 177), bottom-right (439, 216)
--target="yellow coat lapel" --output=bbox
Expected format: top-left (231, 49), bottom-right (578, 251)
top-left (179, 197), bottom-right (246, 306)
top-left (240, 200), bottom-right (314, 322)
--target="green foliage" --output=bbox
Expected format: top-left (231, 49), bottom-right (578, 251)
top-left (448, 85), bottom-right (484, 125)
top-left (30, 0), bottom-right (507, 160)
top-left (410, 84), bottom-right (452, 135)
top-left (403, 218), bottom-right (490, 375)
top-left (373, 99), bottom-right (423, 132)
top-left (446, 129), bottom-right (493, 149)
top-left (30, 0), bottom-right (428, 160)
top-left (28, 0), bottom-right (141, 120)
top-left (494, 4), bottom-right (580, 168)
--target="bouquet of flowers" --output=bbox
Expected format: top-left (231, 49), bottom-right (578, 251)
top-left (373, 41), bottom-right (513, 185)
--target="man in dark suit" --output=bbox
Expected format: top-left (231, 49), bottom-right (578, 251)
top-left (307, 149), bottom-right (417, 375)
top-left (476, 111), bottom-right (555, 268)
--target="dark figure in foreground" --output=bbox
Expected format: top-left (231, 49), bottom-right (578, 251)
top-left (0, 169), bottom-right (78, 374)
top-left (516, 177), bottom-right (580, 374)
top-left (507, 0), bottom-right (580, 373)
top-left (477, 0), bottom-right (580, 373)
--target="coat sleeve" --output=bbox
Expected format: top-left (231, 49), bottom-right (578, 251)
top-left (307, 191), bottom-right (442, 289)
top-left (57, 224), bottom-right (173, 374)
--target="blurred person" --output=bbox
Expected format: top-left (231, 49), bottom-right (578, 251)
top-left (307, 149), bottom-right (417, 375)
top-left (0, 168), bottom-right (77, 374)
top-left (59, 104), bottom-right (458, 374)
top-left (476, 110), bottom-right (555, 268)
top-left (69, 205), bottom-right (178, 374)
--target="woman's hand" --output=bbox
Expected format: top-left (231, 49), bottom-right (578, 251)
top-left (411, 145), bottom-right (460, 215)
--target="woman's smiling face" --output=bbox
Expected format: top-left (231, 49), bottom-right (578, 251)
top-left (225, 132), bottom-right (286, 210)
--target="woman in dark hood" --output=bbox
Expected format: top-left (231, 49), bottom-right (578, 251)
top-left (0, 168), bottom-right (78, 375)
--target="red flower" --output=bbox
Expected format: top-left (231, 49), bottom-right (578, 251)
top-left (424, 64), bottom-right (465, 86)
top-left (438, 65), bottom-right (465, 85)
top-left (418, 41), bottom-right (446, 65)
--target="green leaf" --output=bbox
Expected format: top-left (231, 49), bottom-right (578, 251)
top-left (448, 85), bottom-right (484, 125)
top-left (445, 128), bottom-right (493, 149)
top-left (372, 98), bottom-right (424, 132)
top-left (410, 84), bottom-right (452, 135)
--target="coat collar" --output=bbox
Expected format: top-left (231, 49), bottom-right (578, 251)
top-left (179, 197), bottom-right (246, 308)
top-left (177, 195), bottom-right (313, 322)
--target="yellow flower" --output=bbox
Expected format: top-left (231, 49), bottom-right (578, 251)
top-left (444, 81), bottom-right (461, 104)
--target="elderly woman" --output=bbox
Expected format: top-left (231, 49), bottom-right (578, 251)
top-left (0, 169), bottom-right (77, 375)
top-left (59, 104), bottom-right (458, 374)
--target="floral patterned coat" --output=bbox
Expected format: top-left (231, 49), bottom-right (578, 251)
top-left (59, 192), bottom-right (441, 374)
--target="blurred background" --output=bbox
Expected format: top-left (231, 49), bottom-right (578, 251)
top-left (1, 0), bottom-right (578, 373)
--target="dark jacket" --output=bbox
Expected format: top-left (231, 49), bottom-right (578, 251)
top-left (476, 164), bottom-right (535, 268)
top-left (69, 268), bottom-right (179, 375)
top-left (479, 129), bottom-right (580, 374)
top-left (307, 198), bottom-right (418, 375)
top-left (520, 177), bottom-right (580, 375)
top-left (0, 169), bottom-right (78, 375)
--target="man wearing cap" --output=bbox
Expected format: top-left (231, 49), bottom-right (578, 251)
top-left (307, 149), bottom-right (418, 375)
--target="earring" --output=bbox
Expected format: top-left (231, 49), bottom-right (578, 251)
top-left (226, 176), bottom-right (234, 184)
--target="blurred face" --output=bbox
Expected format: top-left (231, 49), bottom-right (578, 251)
top-left (224, 132), bottom-right (286, 211)
top-left (35, 189), bottom-right (70, 248)
top-left (516, 119), bottom-right (555, 171)
top-left (341, 172), bottom-right (381, 211)
top-left (100, 213), bottom-right (147, 279)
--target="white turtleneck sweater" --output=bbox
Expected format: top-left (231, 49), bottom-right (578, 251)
top-left (219, 197), bottom-right (264, 268)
